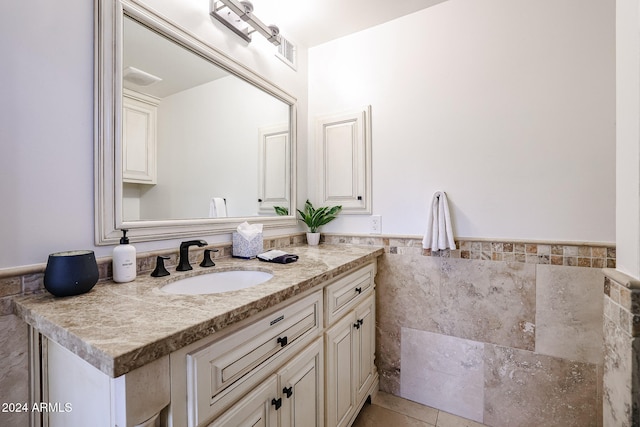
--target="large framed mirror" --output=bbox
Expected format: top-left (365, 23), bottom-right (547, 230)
top-left (95, 0), bottom-right (297, 245)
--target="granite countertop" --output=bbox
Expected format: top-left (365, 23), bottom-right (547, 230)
top-left (13, 244), bottom-right (383, 378)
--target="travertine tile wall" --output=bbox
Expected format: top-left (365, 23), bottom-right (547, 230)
top-left (0, 233), bottom-right (305, 427)
top-left (323, 234), bottom-right (611, 427)
top-left (0, 233), bottom-right (612, 427)
top-left (602, 270), bottom-right (640, 426)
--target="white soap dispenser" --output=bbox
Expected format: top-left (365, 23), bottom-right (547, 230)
top-left (112, 229), bottom-right (136, 283)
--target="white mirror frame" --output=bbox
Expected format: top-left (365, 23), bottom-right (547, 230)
top-left (95, 0), bottom-right (297, 245)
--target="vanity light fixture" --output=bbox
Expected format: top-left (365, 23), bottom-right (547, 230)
top-left (210, 0), bottom-right (281, 46)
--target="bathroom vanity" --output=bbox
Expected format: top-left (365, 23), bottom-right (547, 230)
top-left (13, 245), bottom-right (383, 427)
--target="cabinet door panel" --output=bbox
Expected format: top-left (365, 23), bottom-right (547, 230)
top-left (325, 314), bottom-right (355, 427)
top-left (207, 375), bottom-right (278, 427)
top-left (279, 338), bottom-right (324, 427)
top-left (315, 106), bottom-right (371, 214)
top-left (354, 295), bottom-right (376, 403)
top-left (258, 125), bottom-right (290, 214)
top-left (122, 90), bottom-right (158, 184)
top-left (187, 292), bottom-right (321, 425)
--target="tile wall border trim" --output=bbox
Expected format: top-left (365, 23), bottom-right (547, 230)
top-left (321, 233), bottom-right (616, 269)
top-left (603, 271), bottom-right (640, 338)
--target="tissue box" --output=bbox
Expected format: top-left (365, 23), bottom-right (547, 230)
top-left (232, 232), bottom-right (263, 258)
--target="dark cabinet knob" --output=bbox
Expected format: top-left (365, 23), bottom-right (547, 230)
top-left (283, 386), bottom-right (293, 398)
top-left (271, 398), bottom-right (282, 410)
top-left (277, 336), bottom-right (288, 347)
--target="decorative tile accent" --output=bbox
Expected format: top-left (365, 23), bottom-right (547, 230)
top-left (604, 272), bottom-right (640, 337)
top-left (322, 234), bottom-right (614, 269)
top-left (0, 277), bottom-right (21, 298)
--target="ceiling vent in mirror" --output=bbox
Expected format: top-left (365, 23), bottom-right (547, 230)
top-left (277, 37), bottom-right (297, 70)
top-left (123, 66), bottom-right (162, 86)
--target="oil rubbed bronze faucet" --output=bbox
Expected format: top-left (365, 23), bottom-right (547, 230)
top-left (176, 240), bottom-right (208, 271)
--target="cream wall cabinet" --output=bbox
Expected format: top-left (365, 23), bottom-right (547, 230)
top-left (315, 106), bottom-right (372, 214)
top-left (122, 89), bottom-right (159, 185)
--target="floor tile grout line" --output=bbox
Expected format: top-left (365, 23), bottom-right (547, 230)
top-left (369, 401), bottom-right (440, 426)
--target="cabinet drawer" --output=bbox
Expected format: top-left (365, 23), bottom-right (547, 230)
top-left (187, 291), bottom-right (322, 426)
top-left (325, 263), bottom-right (375, 326)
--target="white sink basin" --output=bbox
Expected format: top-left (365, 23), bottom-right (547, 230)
top-left (160, 270), bottom-right (273, 295)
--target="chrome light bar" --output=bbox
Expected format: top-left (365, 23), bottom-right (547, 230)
top-left (211, 0), bottom-right (281, 46)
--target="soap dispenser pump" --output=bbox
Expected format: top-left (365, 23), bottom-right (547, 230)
top-left (112, 229), bottom-right (136, 283)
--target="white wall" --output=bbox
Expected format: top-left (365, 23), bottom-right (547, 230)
top-left (0, 0), bottom-right (616, 269)
top-left (0, 0), bottom-right (308, 269)
top-left (138, 76), bottom-right (288, 219)
top-left (308, 0), bottom-right (615, 243)
top-left (616, 0), bottom-right (640, 279)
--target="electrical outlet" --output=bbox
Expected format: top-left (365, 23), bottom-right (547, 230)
top-left (370, 215), bottom-right (382, 234)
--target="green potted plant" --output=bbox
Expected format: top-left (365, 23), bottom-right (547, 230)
top-left (275, 200), bottom-right (342, 245)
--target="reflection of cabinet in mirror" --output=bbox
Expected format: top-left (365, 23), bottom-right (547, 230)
top-left (316, 106), bottom-right (372, 214)
top-left (122, 89), bottom-right (158, 185)
top-left (95, 0), bottom-right (298, 244)
top-left (258, 124), bottom-right (290, 214)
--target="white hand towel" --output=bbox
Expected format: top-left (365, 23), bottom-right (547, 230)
top-left (422, 191), bottom-right (456, 250)
top-left (209, 197), bottom-right (228, 218)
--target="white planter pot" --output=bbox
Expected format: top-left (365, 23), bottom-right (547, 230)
top-left (306, 232), bottom-right (321, 246)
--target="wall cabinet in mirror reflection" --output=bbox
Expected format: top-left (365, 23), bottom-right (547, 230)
top-left (95, 0), bottom-right (297, 244)
top-left (122, 89), bottom-right (158, 185)
top-left (122, 16), bottom-right (290, 222)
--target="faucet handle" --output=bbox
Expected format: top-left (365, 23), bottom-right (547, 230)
top-left (151, 256), bottom-right (170, 277)
top-left (200, 249), bottom-right (219, 268)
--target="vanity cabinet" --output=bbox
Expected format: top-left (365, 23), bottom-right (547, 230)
top-left (42, 339), bottom-right (170, 427)
top-left (169, 291), bottom-right (323, 427)
top-left (172, 263), bottom-right (377, 427)
top-left (210, 338), bottom-right (323, 427)
top-left (122, 89), bottom-right (158, 185)
top-left (32, 260), bottom-right (378, 427)
top-left (324, 265), bottom-right (376, 427)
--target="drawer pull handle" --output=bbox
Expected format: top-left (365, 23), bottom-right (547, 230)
top-left (355, 287), bottom-right (362, 294)
top-left (354, 319), bottom-right (364, 329)
top-left (283, 386), bottom-right (293, 398)
top-left (271, 398), bottom-right (282, 410)
top-left (277, 336), bottom-right (288, 347)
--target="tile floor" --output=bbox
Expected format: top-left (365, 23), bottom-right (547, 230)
top-left (352, 391), bottom-right (490, 427)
